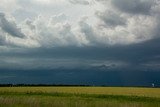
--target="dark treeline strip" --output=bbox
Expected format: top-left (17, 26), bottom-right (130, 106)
top-left (0, 84), bottom-right (91, 87)
top-left (0, 84), bottom-right (159, 88)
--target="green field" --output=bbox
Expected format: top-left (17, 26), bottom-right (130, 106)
top-left (0, 87), bottom-right (160, 107)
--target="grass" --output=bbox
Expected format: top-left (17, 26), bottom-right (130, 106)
top-left (0, 87), bottom-right (160, 107)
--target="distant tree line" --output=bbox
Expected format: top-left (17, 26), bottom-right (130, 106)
top-left (0, 84), bottom-right (159, 88)
top-left (0, 84), bottom-right (91, 87)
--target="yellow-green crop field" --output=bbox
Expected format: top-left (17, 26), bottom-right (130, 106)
top-left (0, 87), bottom-right (160, 107)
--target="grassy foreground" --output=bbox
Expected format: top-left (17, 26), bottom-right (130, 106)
top-left (0, 87), bottom-right (160, 107)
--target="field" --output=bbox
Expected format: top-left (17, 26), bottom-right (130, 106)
top-left (0, 87), bottom-right (160, 107)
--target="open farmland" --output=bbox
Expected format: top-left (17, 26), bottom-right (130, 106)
top-left (0, 87), bottom-right (160, 107)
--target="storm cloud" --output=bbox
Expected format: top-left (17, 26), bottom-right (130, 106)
top-left (95, 10), bottom-right (127, 27)
top-left (111, 0), bottom-right (154, 15)
top-left (0, 0), bottom-right (160, 72)
top-left (0, 13), bottom-right (25, 38)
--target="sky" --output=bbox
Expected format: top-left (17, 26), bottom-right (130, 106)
top-left (0, 0), bottom-right (160, 85)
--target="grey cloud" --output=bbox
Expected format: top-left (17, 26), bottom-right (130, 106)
top-left (152, 6), bottom-right (160, 37)
top-left (25, 19), bottom-right (35, 30)
top-left (13, 8), bottom-right (38, 21)
top-left (111, 0), bottom-right (154, 15)
top-left (78, 17), bottom-right (105, 46)
top-left (79, 18), bottom-right (96, 44)
top-left (36, 19), bottom-right (79, 47)
top-left (93, 0), bottom-right (160, 45)
top-left (95, 10), bottom-right (126, 27)
top-left (68, 0), bottom-right (90, 5)
top-left (1, 37), bottom-right (160, 71)
top-left (1, 0), bottom-right (158, 47)
top-left (0, 28), bottom-right (6, 45)
top-left (0, 35), bottom-right (6, 45)
top-left (0, 13), bottom-right (25, 38)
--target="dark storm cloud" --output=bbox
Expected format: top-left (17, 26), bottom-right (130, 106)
top-left (95, 10), bottom-right (126, 27)
top-left (1, 37), bottom-right (160, 70)
top-left (111, 0), bottom-right (154, 15)
top-left (0, 0), bottom-right (160, 71)
top-left (0, 13), bottom-right (25, 38)
top-left (0, 35), bottom-right (6, 45)
top-left (33, 38), bottom-right (160, 64)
